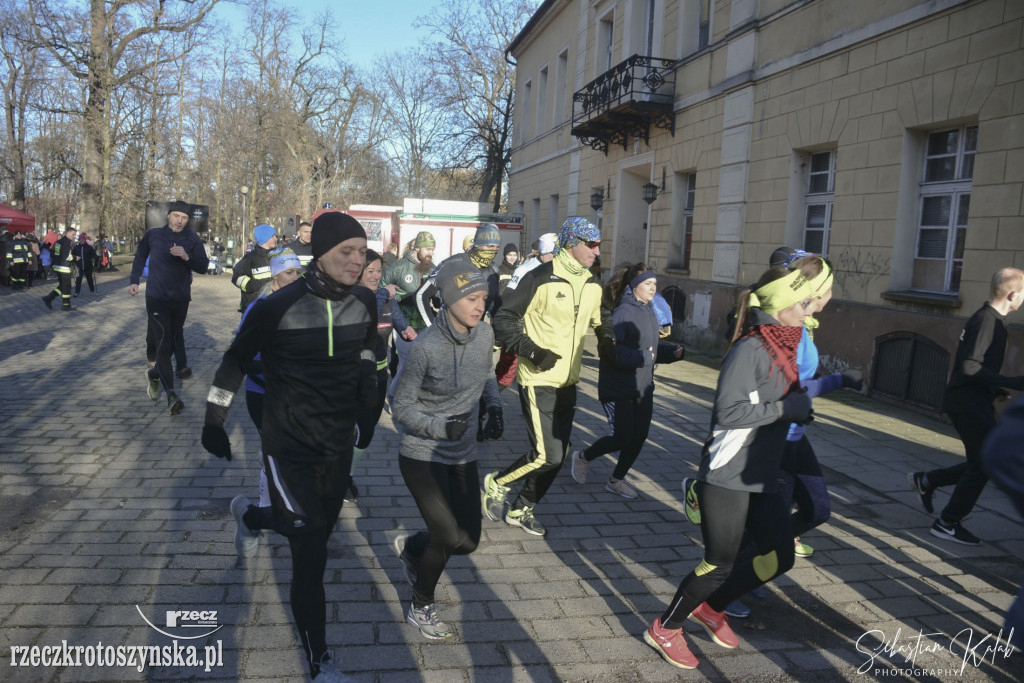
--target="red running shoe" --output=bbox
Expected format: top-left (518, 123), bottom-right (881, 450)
top-left (643, 617), bottom-right (699, 669)
top-left (688, 602), bottom-right (739, 648)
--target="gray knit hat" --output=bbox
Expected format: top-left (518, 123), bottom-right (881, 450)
top-left (435, 261), bottom-right (488, 306)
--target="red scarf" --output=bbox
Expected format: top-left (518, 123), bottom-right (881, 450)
top-left (746, 324), bottom-right (803, 390)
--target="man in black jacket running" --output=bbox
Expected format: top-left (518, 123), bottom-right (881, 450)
top-left (202, 211), bottom-right (375, 682)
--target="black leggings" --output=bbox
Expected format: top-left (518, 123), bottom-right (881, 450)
top-left (661, 483), bottom-right (795, 629)
top-left (288, 526), bottom-right (333, 669)
top-left (355, 369), bottom-right (388, 449)
top-left (399, 456), bottom-right (481, 608)
top-left (779, 436), bottom-right (831, 536)
top-left (145, 297), bottom-right (189, 393)
top-left (583, 392), bottom-right (654, 480)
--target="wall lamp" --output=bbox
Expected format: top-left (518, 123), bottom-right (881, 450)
top-left (590, 178), bottom-right (612, 213)
top-left (642, 167), bottom-right (666, 205)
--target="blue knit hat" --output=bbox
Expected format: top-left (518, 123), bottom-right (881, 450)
top-left (555, 216), bottom-right (600, 254)
top-left (254, 224), bottom-right (276, 246)
top-left (269, 247), bottom-right (301, 276)
top-left (474, 223), bottom-right (501, 248)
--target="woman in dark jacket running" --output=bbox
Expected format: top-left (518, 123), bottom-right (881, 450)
top-left (642, 255), bottom-right (829, 670)
top-left (569, 262), bottom-right (684, 498)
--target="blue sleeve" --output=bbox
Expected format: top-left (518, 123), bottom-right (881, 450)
top-left (380, 288), bottom-right (409, 332)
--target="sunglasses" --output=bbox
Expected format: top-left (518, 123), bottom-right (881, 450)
top-left (583, 240), bottom-right (601, 249)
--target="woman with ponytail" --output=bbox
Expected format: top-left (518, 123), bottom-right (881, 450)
top-left (643, 256), bottom-right (828, 670)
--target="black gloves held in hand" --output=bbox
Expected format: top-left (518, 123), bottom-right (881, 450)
top-left (202, 424), bottom-right (232, 460)
top-left (482, 407), bottom-right (504, 440)
top-left (597, 337), bottom-right (616, 363)
top-left (528, 347), bottom-right (560, 372)
top-left (444, 412), bottom-right (472, 441)
top-left (842, 369), bottom-right (864, 391)
top-left (779, 391), bottom-right (813, 425)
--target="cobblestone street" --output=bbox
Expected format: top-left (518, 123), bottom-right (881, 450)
top-left (0, 269), bottom-right (1019, 682)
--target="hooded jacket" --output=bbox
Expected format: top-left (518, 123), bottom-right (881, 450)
top-left (391, 308), bottom-right (500, 465)
top-left (597, 290), bottom-right (682, 402)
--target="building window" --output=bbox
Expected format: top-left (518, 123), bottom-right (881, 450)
top-left (698, 0), bottom-right (712, 49)
top-left (645, 0), bottom-right (656, 55)
top-left (598, 13), bottom-right (614, 74)
top-left (669, 172), bottom-right (696, 270)
top-left (555, 50), bottom-right (568, 124)
top-left (521, 80), bottom-right (532, 142)
top-left (537, 66), bottom-right (548, 135)
top-left (912, 125), bottom-right (977, 293)
top-left (803, 150), bottom-right (835, 255)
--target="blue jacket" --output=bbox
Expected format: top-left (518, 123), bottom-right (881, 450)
top-left (597, 291), bottom-right (682, 402)
top-left (130, 225), bottom-right (207, 301)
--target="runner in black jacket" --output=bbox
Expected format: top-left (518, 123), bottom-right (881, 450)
top-left (231, 224), bottom-right (277, 312)
top-left (201, 211), bottom-right (375, 682)
top-left (909, 267), bottom-right (1024, 545)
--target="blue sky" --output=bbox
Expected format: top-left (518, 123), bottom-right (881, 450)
top-left (214, 0), bottom-right (447, 68)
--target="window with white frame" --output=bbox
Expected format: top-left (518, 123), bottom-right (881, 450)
top-left (598, 13), bottom-right (614, 74)
top-left (536, 66), bottom-right (548, 135)
top-left (555, 50), bottom-right (568, 124)
top-left (669, 172), bottom-right (696, 270)
top-left (912, 124), bottom-right (977, 293)
top-left (698, 0), bottom-right (712, 49)
top-left (803, 150), bottom-right (835, 255)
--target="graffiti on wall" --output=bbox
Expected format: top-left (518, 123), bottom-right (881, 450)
top-left (834, 247), bottom-right (890, 299)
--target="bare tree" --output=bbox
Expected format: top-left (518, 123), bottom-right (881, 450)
top-left (29, 0), bottom-right (219, 236)
top-left (416, 0), bottom-right (539, 211)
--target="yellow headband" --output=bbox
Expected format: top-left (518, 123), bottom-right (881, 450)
top-left (749, 267), bottom-right (819, 315)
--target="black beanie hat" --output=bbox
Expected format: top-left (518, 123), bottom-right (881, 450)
top-left (503, 243), bottom-right (519, 256)
top-left (311, 211), bottom-right (365, 260)
top-left (167, 200), bottom-right (191, 216)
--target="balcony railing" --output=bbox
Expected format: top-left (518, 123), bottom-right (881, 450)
top-left (571, 54), bottom-right (678, 155)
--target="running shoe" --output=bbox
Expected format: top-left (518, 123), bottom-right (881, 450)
top-left (343, 480), bottom-right (358, 503)
top-left (750, 585), bottom-right (768, 600)
top-left (167, 393), bottom-right (184, 415)
top-left (605, 477), bottom-right (638, 499)
top-left (313, 651), bottom-right (355, 683)
top-left (175, 366), bottom-right (192, 379)
top-left (570, 449), bottom-right (589, 484)
top-left (643, 617), bottom-right (698, 669)
top-left (504, 505), bottom-right (546, 536)
top-left (907, 471), bottom-right (935, 514)
top-left (146, 370), bottom-right (160, 401)
top-left (724, 599), bottom-right (751, 618)
top-left (930, 519), bottom-right (980, 546)
top-left (794, 537), bottom-right (814, 557)
top-left (482, 471), bottom-right (510, 522)
top-left (392, 533), bottom-right (418, 586)
top-left (41, 295), bottom-right (53, 310)
top-left (682, 477), bottom-right (701, 525)
top-left (406, 603), bottom-right (453, 639)
top-left (230, 495), bottom-right (259, 558)
top-left (688, 602), bottom-right (739, 648)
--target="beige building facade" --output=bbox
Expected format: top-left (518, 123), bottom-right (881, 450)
top-left (507, 0), bottom-right (1024, 411)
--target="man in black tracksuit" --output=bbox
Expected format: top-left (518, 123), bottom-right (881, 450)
top-left (232, 223), bottom-right (277, 312)
top-left (291, 220), bottom-right (313, 270)
top-left (202, 211), bottom-right (376, 682)
top-left (910, 267), bottom-right (1024, 545)
top-left (129, 201), bottom-right (208, 414)
top-left (42, 227), bottom-right (77, 310)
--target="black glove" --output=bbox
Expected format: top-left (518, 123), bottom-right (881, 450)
top-left (358, 359), bottom-right (378, 406)
top-left (597, 336), bottom-right (616, 363)
top-left (444, 412), bottom-right (472, 441)
top-left (779, 391), bottom-right (813, 425)
top-left (483, 407), bottom-right (504, 440)
top-left (202, 424), bottom-right (232, 461)
top-left (528, 347), bottom-right (560, 372)
top-left (841, 369), bottom-right (863, 391)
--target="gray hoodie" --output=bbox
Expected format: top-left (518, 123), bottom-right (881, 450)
top-left (391, 307), bottom-right (500, 464)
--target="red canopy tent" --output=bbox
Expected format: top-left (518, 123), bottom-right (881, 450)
top-left (0, 204), bottom-right (36, 234)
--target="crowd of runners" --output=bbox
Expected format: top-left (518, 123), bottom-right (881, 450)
top-left (116, 204), bottom-right (1022, 681)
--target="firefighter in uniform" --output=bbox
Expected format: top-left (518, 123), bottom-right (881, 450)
top-left (42, 227), bottom-right (77, 310)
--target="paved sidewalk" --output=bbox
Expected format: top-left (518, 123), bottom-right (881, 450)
top-left (0, 270), bottom-right (1019, 682)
